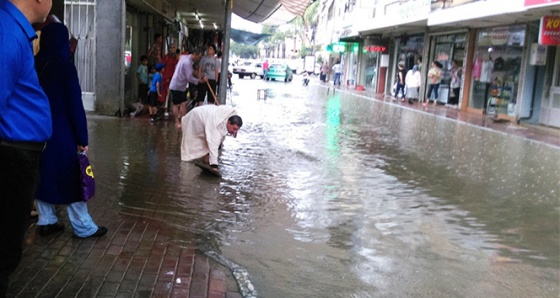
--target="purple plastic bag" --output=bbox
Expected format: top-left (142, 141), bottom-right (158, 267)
top-left (78, 153), bottom-right (95, 202)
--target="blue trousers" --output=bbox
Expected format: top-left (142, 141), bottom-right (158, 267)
top-left (395, 82), bottom-right (406, 98)
top-left (333, 73), bottom-right (342, 85)
top-left (427, 83), bottom-right (440, 101)
top-left (37, 200), bottom-right (98, 238)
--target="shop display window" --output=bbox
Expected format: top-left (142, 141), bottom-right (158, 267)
top-left (431, 34), bottom-right (466, 104)
top-left (469, 25), bottom-right (525, 116)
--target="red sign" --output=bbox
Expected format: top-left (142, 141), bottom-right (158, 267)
top-left (539, 16), bottom-right (560, 45)
top-left (525, 0), bottom-right (560, 6)
top-left (363, 45), bottom-right (387, 53)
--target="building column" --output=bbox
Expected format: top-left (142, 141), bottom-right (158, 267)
top-left (218, 0), bottom-right (232, 105)
top-left (96, 0), bottom-right (126, 116)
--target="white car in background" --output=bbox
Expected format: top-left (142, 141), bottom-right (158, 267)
top-left (232, 61), bottom-right (264, 79)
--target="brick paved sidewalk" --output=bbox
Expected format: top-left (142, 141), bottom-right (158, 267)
top-left (8, 206), bottom-right (241, 297)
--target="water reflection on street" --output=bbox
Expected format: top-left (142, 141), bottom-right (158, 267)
top-left (88, 76), bottom-right (559, 297)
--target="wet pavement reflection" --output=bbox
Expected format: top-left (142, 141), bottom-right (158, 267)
top-left (88, 76), bottom-right (559, 297)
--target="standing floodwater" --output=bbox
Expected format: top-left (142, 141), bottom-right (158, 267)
top-left (88, 78), bottom-right (559, 297)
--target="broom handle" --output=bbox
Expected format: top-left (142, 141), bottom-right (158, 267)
top-left (206, 80), bottom-right (219, 106)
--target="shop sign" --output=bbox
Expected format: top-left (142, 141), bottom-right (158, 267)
top-left (363, 45), bottom-right (387, 53)
top-left (431, 0), bottom-right (480, 10)
top-left (489, 28), bottom-right (509, 46)
top-left (539, 16), bottom-right (560, 45)
top-left (524, 0), bottom-right (560, 7)
top-left (399, 0), bottom-right (431, 19)
top-left (326, 42), bottom-right (347, 53)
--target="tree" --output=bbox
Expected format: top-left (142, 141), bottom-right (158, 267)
top-left (230, 41), bottom-right (259, 59)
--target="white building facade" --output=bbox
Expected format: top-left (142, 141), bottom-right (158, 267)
top-left (317, 0), bottom-right (560, 127)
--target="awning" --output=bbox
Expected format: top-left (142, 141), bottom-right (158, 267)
top-left (230, 28), bottom-right (271, 45)
top-left (356, 17), bottom-right (428, 37)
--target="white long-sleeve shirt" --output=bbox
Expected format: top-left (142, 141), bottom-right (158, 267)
top-left (169, 54), bottom-right (199, 91)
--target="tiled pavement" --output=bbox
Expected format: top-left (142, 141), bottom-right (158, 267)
top-left (7, 82), bottom-right (559, 298)
top-left (9, 209), bottom-right (241, 297)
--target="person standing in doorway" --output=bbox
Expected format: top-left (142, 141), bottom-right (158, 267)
top-left (197, 44), bottom-right (219, 106)
top-left (405, 65), bottom-right (421, 104)
top-left (332, 60), bottom-right (342, 86)
top-left (448, 59), bottom-right (462, 109)
top-left (0, 0), bottom-right (53, 296)
top-left (425, 61), bottom-right (443, 106)
top-left (147, 33), bottom-right (163, 67)
top-left (136, 55), bottom-right (149, 105)
top-left (161, 43), bottom-right (179, 117)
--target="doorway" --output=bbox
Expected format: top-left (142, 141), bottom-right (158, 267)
top-left (540, 46), bottom-right (560, 128)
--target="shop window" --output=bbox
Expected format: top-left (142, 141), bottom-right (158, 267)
top-left (469, 25), bottom-right (525, 116)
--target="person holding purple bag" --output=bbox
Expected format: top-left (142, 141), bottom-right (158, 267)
top-left (34, 22), bottom-right (107, 239)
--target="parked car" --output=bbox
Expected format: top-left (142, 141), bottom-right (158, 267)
top-left (232, 61), bottom-right (264, 79)
top-left (265, 64), bottom-right (293, 82)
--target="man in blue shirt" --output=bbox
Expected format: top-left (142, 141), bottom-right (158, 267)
top-left (0, 0), bottom-right (53, 296)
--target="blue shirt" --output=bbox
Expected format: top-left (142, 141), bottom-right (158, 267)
top-left (137, 64), bottom-right (148, 84)
top-left (0, 1), bottom-right (52, 142)
top-left (150, 72), bottom-right (162, 93)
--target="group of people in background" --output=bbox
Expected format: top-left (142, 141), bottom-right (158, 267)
top-left (136, 37), bottom-right (231, 125)
top-left (394, 57), bottom-right (462, 108)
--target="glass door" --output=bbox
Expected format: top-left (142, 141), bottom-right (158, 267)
top-left (540, 47), bottom-right (560, 128)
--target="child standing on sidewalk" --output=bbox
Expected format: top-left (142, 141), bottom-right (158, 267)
top-left (136, 55), bottom-right (149, 105)
top-left (148, 63), bottom-right (165, 122)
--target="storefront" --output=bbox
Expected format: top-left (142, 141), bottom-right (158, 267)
top-left (324, 42), bottom-right (360, 85)
top-left (536, 16), bottom-right (560, 128)
top-left (427, 32), bottom-right (467, 105)
top-left (360, 37), bottom-right (389, 93)
top-left (391, 34), bottom-right (424, 95)
top-left (468, 25), bottom-right (525, 118)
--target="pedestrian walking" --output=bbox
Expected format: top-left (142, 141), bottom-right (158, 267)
top-left (320, 62), bottom-right (329, 83)
top-left (0, 0), bottom-right (53, 296)
top-left (34, 22), bottom-right (107, 239)
top-left (180, 105), bottom-right (243, 175)
top-left (394, 62), bottom-right (406, 101)
top-left (263, 59), bottom-right (269, 80)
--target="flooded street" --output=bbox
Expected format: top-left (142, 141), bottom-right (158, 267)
top-left (87, 76), bottom-right (559, 297)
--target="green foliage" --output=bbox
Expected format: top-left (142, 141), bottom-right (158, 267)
top-left (230, 41), bottom-right (259, 59)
